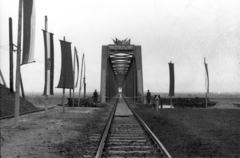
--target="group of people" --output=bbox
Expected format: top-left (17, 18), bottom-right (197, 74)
top-left (146, 89), bottom-right (162, 109)
top-left (93, 89), bottom-right (161, 108)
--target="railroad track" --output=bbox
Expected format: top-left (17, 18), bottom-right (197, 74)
top-left (95, 94), bottom-right (171, 158)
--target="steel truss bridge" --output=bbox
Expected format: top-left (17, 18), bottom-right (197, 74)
top-left (100, 42), bottom-right (144, 103)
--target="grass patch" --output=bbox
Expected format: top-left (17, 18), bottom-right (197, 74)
top-left (134, 104), bottom-right (240, 157)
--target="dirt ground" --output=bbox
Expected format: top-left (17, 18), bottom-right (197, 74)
top-left (0, 104), bottom-right (112, 158)
top-left (133, 102), bottom-right (240, 158)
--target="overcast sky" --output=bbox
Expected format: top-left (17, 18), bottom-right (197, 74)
top-left (1, 0), bottom-right (240, 95)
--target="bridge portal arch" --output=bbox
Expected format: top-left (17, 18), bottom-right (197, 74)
top-left (100, 39), bottom-right (144, 103)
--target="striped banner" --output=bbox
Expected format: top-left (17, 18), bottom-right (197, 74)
top-left (22, 0), bottom-right (36, 65)
top-left (57, 40), bottom-right (74, 89)
top-left (74, 48), bottom-right (80, 88)
top-left (42, 30), bottom-right (54, 95)
top-left (169, 62), bottom-right (175, 96)
top-left (204, 63), bottom-right (209, 93)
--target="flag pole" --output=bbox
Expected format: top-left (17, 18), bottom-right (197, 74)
top-left (204, 57), bottom-right (208, 108)
top-left (9, 17), bottom-right (14, 93)
top-left (62, 36), bottom-right (66, 113)
top-left (14, 0), bottom-right (23, 127)
top-left (78, 53), bottom-right (84, 107)
top-left (44, 15), bottom-right (48, 116)
top-left (72, 47), bottom-right (76, 108)
top-left (170, 61), bottom-right (173, 108)
top-left (83, 56), bottom-right (86, 99)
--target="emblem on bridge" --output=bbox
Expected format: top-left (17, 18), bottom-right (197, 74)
top-left (109, 38), bottom-right (134, 50)
top-left (112, 38), bottom-right (131, 45)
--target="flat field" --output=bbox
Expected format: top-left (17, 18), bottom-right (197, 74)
top-left (133, 103), bottom-right (240, 157)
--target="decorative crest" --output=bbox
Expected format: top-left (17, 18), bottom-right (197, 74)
top-left (112, 38), bottom-right (131, 45)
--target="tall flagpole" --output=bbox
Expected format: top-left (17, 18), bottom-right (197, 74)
top-left (170, 61), bottom-right (173, 108)
top-left (72, 47), bottom-right (76, 108)
top-left (44, 15), bottom-right (48, 116)
top-left (83, 56), bottom-right (86, 99)
top-left (62, 36), bottom-right (66, 113)
top-left (204, 57), bottom-right (208, 108)
top-left (78, 53), bottom-right (84, 107)
top-left (15, 0), bottom-right (23, 127)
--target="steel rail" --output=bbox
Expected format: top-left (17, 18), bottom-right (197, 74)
top-left (95, 96), bottom-right (119, 158)
top-left (0, 106), bottom-right (57, 120)
top-left (124, 98), bottom-right (172, 158)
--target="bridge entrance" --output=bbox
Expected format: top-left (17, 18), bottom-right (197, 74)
top-left (100, 39), bottom-right (143, 103)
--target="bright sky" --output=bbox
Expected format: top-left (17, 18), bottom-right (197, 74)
top-left (1, 0), bottom-right (240, 95)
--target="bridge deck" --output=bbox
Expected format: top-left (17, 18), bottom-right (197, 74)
top-left (114, 94), bottom-right (133, 116)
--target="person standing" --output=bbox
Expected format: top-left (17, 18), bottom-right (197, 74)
top-left (93, 90), bottom-right (98, 104)
top-left (146, 90), bottom-right (151, 104)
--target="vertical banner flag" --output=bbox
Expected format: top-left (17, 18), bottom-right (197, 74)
top-left (204, 62), bottom-right (209, 93)
top-left (169, 62), bottom-right (175, 96)
top-left (74, 48), bottom-right (80, 88)
top-left (42, 30), bottom-right (54, 95)
top-left (57, 40), bottom-right (74, 89)
top-left (22, 0), bottom-right (36, 65)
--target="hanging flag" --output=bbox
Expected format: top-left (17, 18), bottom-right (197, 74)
top-left (169, 62), bottom-right (175, 96)
top-left (57, 40), bottom-right (74, 89)
top-left (42, 30), bottom-right (54, 95)
top-left (22, 0), bottom-right (36, 65)
top-left (204, 62), bottom-right (209, 93)
top-left (74, 48), bottom-right (80, 88)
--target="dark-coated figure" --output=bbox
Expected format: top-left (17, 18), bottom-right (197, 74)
top-left (93, 90), bottom-right (98, 104)
top-left (146, 90), bottom-right (151, 104)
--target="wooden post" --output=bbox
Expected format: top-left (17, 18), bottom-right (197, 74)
top-left (15, 0), bottom-right (23, 127)
top-left (44, 15), bottom-right (48, 116)
top-left (9, 17), bottom-right (14, 93)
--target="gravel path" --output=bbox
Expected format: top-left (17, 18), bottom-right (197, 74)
top-left (1, 104), bottom-right (112, 158)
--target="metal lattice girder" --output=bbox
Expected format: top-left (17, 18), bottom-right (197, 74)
top-left (101, 43), bottom-right (143, 103)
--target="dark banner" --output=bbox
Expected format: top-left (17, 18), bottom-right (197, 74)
top-left (42, 30), bottom-right (54, 95)
top-left (57, 40), bottom-right (74, 89)
top-left (169, 63), bottom-right (175, 96)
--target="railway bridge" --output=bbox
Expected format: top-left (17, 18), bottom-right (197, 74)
top-left (100, 39), bottom-right (144, 103)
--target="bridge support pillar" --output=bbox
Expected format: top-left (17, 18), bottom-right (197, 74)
top-left (100, 46), bottom-right (108, 103)
top-left (134, 46), bottom-right (144, 103)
